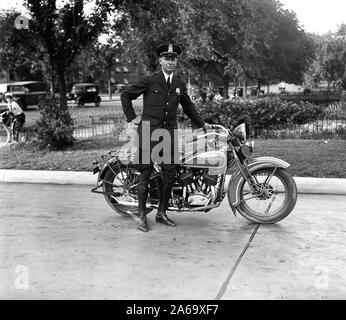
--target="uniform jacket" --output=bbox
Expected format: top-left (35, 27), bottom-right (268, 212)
top-left (121, 71), bottom-right (205, 157)
top-left (121, 71), bottom-right (204, 127)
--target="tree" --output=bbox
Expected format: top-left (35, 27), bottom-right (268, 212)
top-left (92, 36), bottom-right (124, 99)
top-left (22, 0), bottom-right (123, 149)
top-left (115, 0), bottom-right (184, 72)
top-left (0, 9), bottom-right (44, 81)
top-left (179, 0), bottom-right (249, 97)
top-left (311, 27), bottom-right (346, 92)
top-left (241, 0), bottom-right (315, 91)
top-left (26, 0), bottom-right (113, 107)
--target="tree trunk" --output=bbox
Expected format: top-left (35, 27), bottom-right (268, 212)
top-left (257, 79), bottom-right (263, 95)
top-left (50, 75), bottom-right (55, 95)
top-left (5, 68), bottom-right (10, 82)
top-left (223, 76), bottom-right (229, 98)
top-left (243, 81), bottom-right (247, 99)
top-left (57, 66), bottom-right (67, 108)
top-left (136, 63), bottom-right (142, 82)
top-left (108, 69), bottom-right (112, 100)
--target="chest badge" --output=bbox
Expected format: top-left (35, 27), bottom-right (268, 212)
top-left (175, 88), bottom-right (181, 95)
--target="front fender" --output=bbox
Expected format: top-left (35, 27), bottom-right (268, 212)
top-left (250, 156), bottom-right (290, 171)
top-left (227, 157), bottom-right (291, 208)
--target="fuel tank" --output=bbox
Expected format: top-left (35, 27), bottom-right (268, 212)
top-left (181, 150), bottom-right (227, 175)
top-left (179, 132), bottom-right (228, 175)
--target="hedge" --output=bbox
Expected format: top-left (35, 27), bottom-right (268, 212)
top-left (193, 98), bottom-right (330, 133)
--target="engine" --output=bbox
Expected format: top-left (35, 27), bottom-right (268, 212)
top-left (173, 167), bottom-right (220, 207)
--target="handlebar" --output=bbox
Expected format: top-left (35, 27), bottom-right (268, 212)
top-left (208, 124), bottom-right (229, 134)
top-left (0, 111), bottom-right (14, 124)
top-left (190, 124), bottom-right (229, 142)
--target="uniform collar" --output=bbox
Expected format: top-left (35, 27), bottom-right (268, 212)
top-left (157, 71), bottom-right (179, 92)
top-left (162, 70), bottom-right (174, 82)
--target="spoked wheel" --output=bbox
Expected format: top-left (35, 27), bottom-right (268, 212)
top-left (0, 123), bottom-right (10, 147)
top-left (102, 162), bottom-right (156, 217)
top-left (236, 167), bottom-right (297, 223)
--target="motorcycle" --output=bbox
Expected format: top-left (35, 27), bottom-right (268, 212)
top-left (91, 123), bottom-right (297, 224)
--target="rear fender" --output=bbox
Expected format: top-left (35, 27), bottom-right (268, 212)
top-left (227, 157), bottom-right (291, 209)
top-left (98, 158), bottom-right (122, 182)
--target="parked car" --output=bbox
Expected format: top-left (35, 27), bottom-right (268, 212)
top-left (68, 83), bottom-right (101, 108)
top-left (3, 81), bottom-right (50, 110)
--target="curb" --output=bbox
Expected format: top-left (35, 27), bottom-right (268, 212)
top-left (0, 169), bottom-right (346, 195)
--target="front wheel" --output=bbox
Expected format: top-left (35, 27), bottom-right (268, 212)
top-left (233, 167), bottom-right (297, 224)
top-left (0, 123), bottom-right (10, 147)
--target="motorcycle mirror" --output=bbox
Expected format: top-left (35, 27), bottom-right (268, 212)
top-left (233, 123), bottom-right (246, 140)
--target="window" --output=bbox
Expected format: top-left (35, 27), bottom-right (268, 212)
top-left (9, 86), bottom-right (25, 93)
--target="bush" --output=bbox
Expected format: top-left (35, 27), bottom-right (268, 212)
top-left (32, 96), bottom-right (74, 150)
top-left (195, 97), bottom-right (327, 134)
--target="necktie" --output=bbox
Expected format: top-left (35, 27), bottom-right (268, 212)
top-left (167, 76), bottom-right (171, 88)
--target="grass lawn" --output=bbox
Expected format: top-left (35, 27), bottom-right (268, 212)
top-left (0, 137), bottom-right (345, 178)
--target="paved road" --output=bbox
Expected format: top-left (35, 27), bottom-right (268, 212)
top-left (24, 95), bottom-right (138, 127)
top-left (0, 183), bottom-right (345, 300)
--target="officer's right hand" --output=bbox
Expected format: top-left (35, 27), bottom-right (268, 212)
top-left (127, 118), bottom-right (140, 130)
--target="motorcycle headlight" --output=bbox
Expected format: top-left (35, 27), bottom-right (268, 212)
top-left (233, 123), bottom-right (246, 140)
top-left (240, 140), bottom-right (254, 158)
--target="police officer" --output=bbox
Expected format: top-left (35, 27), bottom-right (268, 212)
top-left (121, 43), bottom-right (209, 232)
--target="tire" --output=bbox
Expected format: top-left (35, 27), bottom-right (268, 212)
top-left (37, 96), bottom-right (45, 109)
top-left (0, 123), bottom-right (10, 147)
top-left (233, 167), bottom-right (297, 224)
top-left (95, 96), bottom-right (101, 107)
top-left (77, 97), bottom-right (84, 108)
top-left (102, 162), bottom-right (155, 216)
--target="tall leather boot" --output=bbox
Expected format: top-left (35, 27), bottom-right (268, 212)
top-left (156, 183), bottom-right (176, 227)
top-left (137, 187), bottom-right (149, 232)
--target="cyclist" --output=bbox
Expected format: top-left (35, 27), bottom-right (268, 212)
top-left (3, 92), bottom-right (25, 143)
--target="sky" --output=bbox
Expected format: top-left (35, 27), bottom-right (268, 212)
top-left (0, 0), bottom-right (346, 35)
top-left (280, 0), bottom-right (346, 34)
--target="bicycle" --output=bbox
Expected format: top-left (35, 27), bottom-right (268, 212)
top-left (0, 111), bottom-right (24, 147)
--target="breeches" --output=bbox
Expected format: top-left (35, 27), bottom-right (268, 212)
top-left (137, 163), bottom-right (176, 192)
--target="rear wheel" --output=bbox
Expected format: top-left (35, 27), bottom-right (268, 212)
top-left (95, 96), bottom-right (101, 107)
top-left (77, 97), bottom-right (85, 108)
top-left (235, 167), bottom-right (297, 223)
top-left (102, 162), bottom-right (155, 216)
